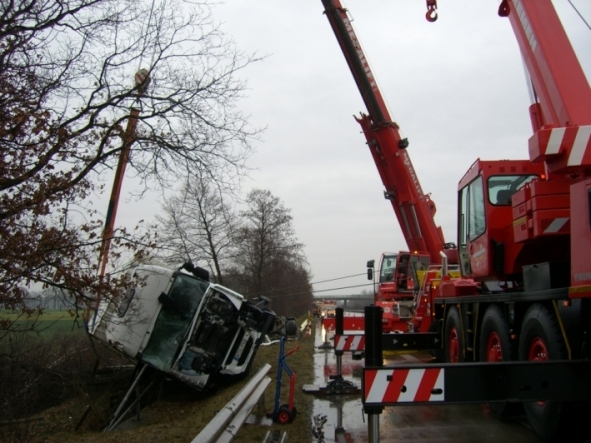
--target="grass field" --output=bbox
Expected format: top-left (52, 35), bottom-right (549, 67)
top-left (2, 309), bottom-right (86, 337)
top-left (14, 315), bottom-right (317, 443)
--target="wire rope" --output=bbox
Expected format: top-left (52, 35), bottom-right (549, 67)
top-left (138, 0), bottom-right (158, 72)
top-left (568, 0), bottom-right (591, 31)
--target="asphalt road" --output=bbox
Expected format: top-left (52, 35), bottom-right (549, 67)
top-left (312, 321), bottom-right (540, 443)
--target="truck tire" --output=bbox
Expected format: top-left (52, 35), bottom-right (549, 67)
top-left (519, 303), bottom-right (569, 441)
top-left (444, 306), bottom-right (464, 363)
top-left (479, 304), bottom-right (521, 417)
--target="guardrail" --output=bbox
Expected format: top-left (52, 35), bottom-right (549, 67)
top-left (191, 363), bottom-right (272, 443)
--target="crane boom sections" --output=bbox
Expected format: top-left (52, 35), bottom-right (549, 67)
top-left (321, 0), bottom-right (446, 262)
top-left (504, 0), bottom-right (591, 174)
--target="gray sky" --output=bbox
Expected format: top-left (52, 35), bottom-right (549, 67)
top-left (115, 0), bottom-right (591, 297)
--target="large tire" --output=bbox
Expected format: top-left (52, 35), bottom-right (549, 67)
top-left (519, 304), bottom-right (570, 441)
top-left (479, 305), bottom-right (522, 417)
top-left (444, 306), bottom-right (464, 363)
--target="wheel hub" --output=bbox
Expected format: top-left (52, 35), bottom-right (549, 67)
top-left (486, 331), bottom-right (503, 362)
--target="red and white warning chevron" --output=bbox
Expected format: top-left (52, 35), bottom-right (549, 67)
top-left (542, 217), bottom-right (569, 234)
top-left (364, 367), bottom-right (445, 404)
top-left (334, 334), bottom-right (365, 352)
top-left (531, 125), bottom-right (591, 167)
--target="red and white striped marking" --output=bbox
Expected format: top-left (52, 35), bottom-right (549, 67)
top-left (364, 368), bottom-right (444, 404)
top-left (538, 125), bottom-right (591, 166)
top-left (542, 217), bottom-right (569, 234)
top-left (334, 334), bottom-right (365, 352)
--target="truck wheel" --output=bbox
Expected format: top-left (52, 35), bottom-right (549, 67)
top-left (444, 306), bottom-right (464, 363)
top-left (479, 305), bottom-right (521, 417)
top-left (480, 305), bottom-right (511, 362)
top-left (519, 303), bottom-right (569, 441)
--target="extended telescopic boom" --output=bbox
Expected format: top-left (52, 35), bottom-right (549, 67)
top-left (321, 0), bottom-right (447, 263)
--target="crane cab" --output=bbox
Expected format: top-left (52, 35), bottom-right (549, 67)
top-left (375, 251), bottom-right (430, 301)
top-left (457, 159), bottom-right (546, 286)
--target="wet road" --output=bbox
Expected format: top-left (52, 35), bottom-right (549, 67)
top-left (311, 320), bottom-right (540, 443)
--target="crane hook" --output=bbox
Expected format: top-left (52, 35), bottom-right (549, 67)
top-left (425, 0), bottom-right (438, 22)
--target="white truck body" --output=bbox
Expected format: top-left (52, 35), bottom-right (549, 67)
top-left (89, 264), bottom-right (275, 390)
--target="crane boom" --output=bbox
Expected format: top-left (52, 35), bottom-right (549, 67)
top-left (321, 0), bottom-right (446, 263)
top-left (502, 0), bottom-right (591, 175)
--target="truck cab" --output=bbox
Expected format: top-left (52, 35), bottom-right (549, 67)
top-left (89, 264), bottom-right (275, 390)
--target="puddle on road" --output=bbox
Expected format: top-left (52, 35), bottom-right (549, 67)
top-left (310, 320), bottom-right (367, 443)
top-left (308, 319), bottom-right (539, 443)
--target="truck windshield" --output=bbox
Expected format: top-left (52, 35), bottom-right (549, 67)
top-left (141, 274), bottom-right (209, 371)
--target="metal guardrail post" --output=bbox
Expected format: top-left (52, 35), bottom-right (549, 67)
top-left (364, 305), bottom-right (384, 443)
top-left (335, 307), bottom-right (344, 376)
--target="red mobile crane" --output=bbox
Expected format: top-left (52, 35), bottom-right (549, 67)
top-left (320, 1), bottom-right (591, 440)
top-left (434, 0), bottom-right (591, 438)
top-left (358, 1), bottom-right (591, 441)
top-left (321, 0), bottom-right (456, 332)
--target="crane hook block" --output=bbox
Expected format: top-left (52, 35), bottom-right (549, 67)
top-left (498, 0), bottom-right (510, 17)
top-left (425, 0), bottom-right (437, 22)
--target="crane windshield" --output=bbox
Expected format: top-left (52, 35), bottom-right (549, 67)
top-left (488, 175), bottom-right (538, 206)
top-left (379, 254), bottom-right (397, 283)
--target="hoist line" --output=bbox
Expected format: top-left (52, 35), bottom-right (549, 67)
top-left (568, 0), bottom-right (591, 31)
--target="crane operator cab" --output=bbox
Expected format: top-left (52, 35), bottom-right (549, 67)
top-left (376, 252), bottom-right (430, 299)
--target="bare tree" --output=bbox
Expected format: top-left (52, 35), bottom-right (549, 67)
top-left (0, 0), bottom-right (260, 331)
top-left (227, 189), bottom-right (312, 316)
top-left (155, 177), bottom-right (238, 283)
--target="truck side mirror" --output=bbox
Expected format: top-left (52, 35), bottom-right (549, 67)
top-left (367, 259), bottom-right (375, 280)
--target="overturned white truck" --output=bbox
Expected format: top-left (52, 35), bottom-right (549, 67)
top-left (89, 263), bottom-right (276, 391)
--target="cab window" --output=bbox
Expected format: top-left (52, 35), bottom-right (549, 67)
top-left (379, 255), bottom-right (397, 283)
top-left (459, 176), bottom-right (485, 243)
top-left (488, 175), bottom-right (537, 206)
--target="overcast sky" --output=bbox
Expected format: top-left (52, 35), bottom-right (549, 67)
top-left (114, 0), bottom-right (591, 297)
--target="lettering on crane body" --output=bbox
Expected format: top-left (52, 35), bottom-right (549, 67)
top-left (513, 0), bottom-right (538, 51)
top-left (343, 18), bottom-right (378, 90)
top-left (402, 151), bottom-right (424, 198)
top-left (575, 272), bottom-right (591, 282)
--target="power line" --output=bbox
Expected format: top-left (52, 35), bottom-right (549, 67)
top-left (245, 282), bottom-right (375, 301)
top-left (312, 283), bottom-right (375, 294)
top-left (243, 272), bottom-right (368, 298)
top-left (568, 0), bottom-right (591, 31)
top-left (311, 272), bottom-right (367, 286)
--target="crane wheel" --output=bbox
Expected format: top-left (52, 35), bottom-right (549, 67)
top-left (479, 305), bottom-right (522, 417)
top-left (519, 303), bottom-right (575, 441)
top-left (444, 307), bottom-right (464, 363)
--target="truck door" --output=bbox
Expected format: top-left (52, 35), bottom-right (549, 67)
top-left (458, 175), bottom-right (486, 278)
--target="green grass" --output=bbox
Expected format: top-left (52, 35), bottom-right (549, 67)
top-left (26, 315), bottom-right (317, 443)
top-left (2, 309), bottom-right (86, 338)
